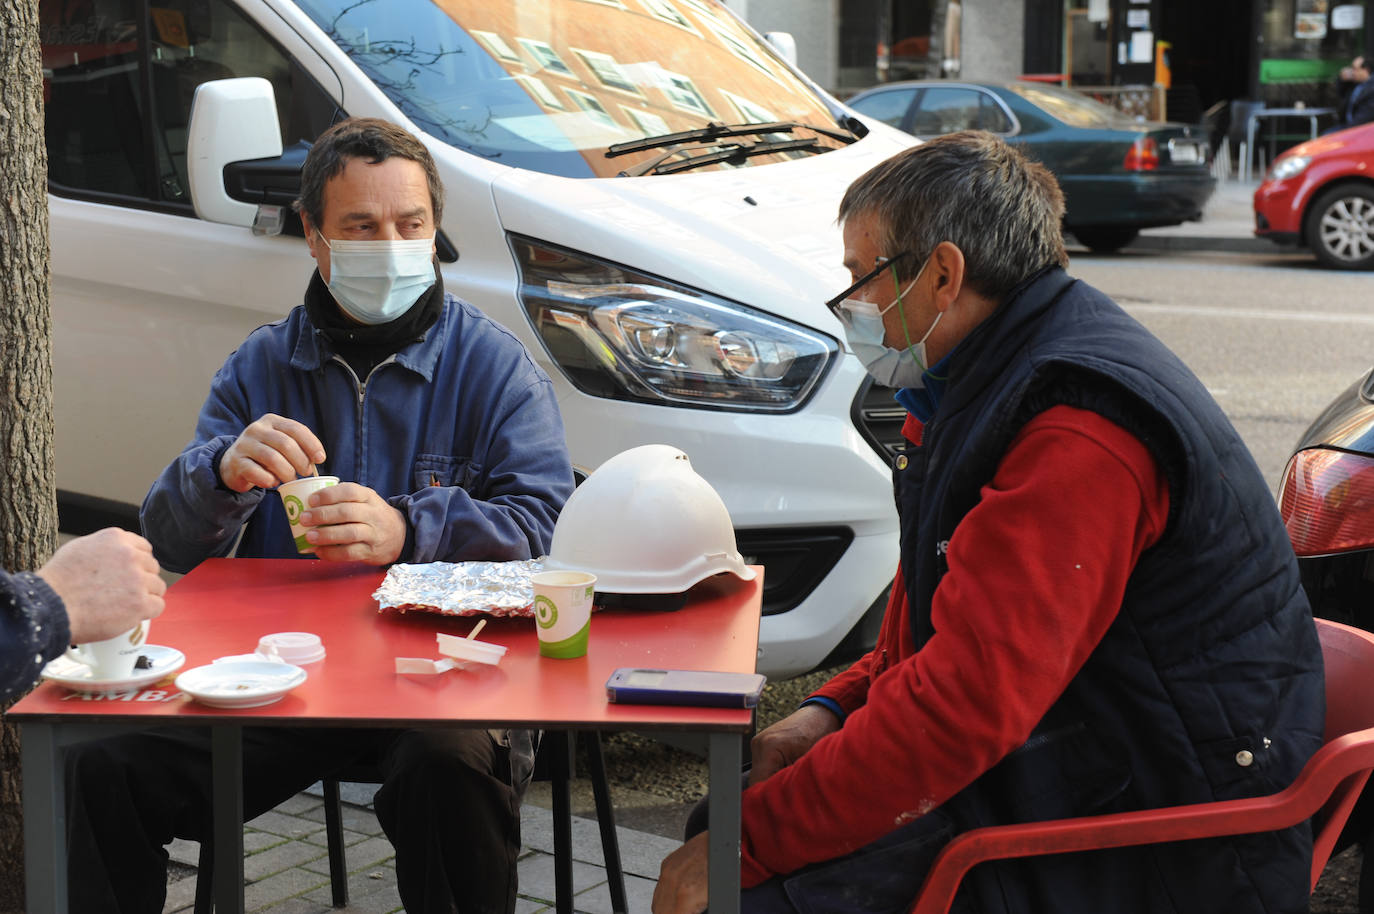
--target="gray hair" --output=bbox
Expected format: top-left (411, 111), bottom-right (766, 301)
top-left (838, 131), bottom-right (1067, 302)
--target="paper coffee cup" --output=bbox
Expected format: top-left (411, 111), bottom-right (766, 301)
top-left (531, 570), bottom-right (596, 659)
top-left (277, 476), bottom-right (339, 554)
top-left (65, 618), bottom-right (150, 680)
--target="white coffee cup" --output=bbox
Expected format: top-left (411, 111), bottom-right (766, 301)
top-left (531, 570), bottom-right (596, 659)
top-left (66, 619), bottom-right (150, 680)
top-left (277, 476), bottom-right (340, 554)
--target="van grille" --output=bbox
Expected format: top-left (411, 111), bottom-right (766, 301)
top-left (852, 379), bottom-right (907, 460)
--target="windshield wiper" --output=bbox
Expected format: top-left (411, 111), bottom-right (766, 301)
top-left (605, 120), bottom-right (856, 159)
top-left (616, 136), bottom-right (821, 178)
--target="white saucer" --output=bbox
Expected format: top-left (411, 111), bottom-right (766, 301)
top-left (41, 644), bottom-right (186, 693)
top-left (175, 660), bottom-right (307, 709)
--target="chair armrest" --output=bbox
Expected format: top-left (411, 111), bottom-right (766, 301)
top-left (910, 729), bottom-right (1374, 914)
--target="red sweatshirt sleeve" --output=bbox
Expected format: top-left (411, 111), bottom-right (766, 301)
top-left (807, 413), bottom-right (928, 715)
top-left (738, 406), bottom-right (1170, 886)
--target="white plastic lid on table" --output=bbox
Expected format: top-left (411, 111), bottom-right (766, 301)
top-left (257, 632), bottom-right (326, 664)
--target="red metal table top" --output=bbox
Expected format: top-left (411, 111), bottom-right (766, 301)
top-left (9, 558), bottom-right (762, 732)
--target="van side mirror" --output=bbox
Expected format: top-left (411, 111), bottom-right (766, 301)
top-left (186, 77), bottom-right (283, 228)
top-left (764, 31), bottom-right (798, 68)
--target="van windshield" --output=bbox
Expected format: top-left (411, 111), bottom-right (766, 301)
top-left (294, 0), bottom-right (849, 178)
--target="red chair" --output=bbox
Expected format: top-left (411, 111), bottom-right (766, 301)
top-left (910, 618), bottom-right (1374, 914)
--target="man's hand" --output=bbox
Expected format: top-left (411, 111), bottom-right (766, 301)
top-left (652, 830), bottom-right (710, 914)
top-left (219, 414), bottom-right (327, 493)
top-left (297, 483), bottom-right (407, 565)
top-left (748, 703), bottom-right (842, 786)
top-left (38, 529), bottom-right (166, 643)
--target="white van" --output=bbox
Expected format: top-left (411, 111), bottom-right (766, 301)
top-left (40, 0), bottom-right (913, 678)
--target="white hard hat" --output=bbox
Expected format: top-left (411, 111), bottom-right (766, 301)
top-left (544, 445), bottom-right (756, 593)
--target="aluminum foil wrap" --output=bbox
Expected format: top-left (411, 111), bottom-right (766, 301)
top-left (374, 559), bottom-right (543, 617)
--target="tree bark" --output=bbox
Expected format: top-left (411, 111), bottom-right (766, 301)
top-left (0, 0), bottom-right (55, 909)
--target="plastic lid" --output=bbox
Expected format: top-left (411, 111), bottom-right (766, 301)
top-left (257, 632), bottom-right (326, 665)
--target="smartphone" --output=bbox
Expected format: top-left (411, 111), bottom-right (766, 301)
top-left (605, 668), bottom-right (767, 708)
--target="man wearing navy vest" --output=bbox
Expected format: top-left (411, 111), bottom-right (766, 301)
top-left (654, 132), bottom-right (1325, 914)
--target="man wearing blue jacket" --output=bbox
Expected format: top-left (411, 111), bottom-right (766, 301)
top-left (65, 118), bottom-right (575, 914)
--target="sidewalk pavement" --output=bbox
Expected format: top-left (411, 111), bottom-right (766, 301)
top-left (1118, 177), bottom-right (1269, 255)
top-left (161, 778), bottom-right (688, 914)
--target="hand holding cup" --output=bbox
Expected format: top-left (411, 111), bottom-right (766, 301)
top-left (37, 528), bottom-right (165, 645)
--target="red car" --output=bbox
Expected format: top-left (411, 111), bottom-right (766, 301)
top-left (1254, 122), bottom-right (1374, 269)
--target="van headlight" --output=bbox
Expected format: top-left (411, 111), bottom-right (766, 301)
top-left (512, 236), bottom-right (836, 412)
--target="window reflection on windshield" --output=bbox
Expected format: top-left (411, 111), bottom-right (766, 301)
top-left (294, 0), bottom-right (843, 178)
top-left (1006, 83), bottom-right (1136, 129)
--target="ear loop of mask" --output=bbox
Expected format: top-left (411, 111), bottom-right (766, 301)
top-left (891, 257), bottom-right (945, 377)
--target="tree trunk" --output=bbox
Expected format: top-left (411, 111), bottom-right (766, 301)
top-left (0, 0), bottom-right (55, 909)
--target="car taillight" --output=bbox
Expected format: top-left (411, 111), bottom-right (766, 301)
top-left (1279, 448), bottom-right (1374, 556)
top-left (1123, 137), bottom-right (1159, 171)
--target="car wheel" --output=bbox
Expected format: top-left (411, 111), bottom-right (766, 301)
top-left (1070, 226), bottom-right (1140, 253)
top-left (1305, 184), bottom-right (1374, 269)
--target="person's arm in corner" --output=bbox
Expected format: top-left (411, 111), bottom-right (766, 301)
top-left (390, 373), bottom-right (575, 564)
top-left (2, 529), bottom-right (165, 704)
top-left (736, 406), bottom-right (1170, 885)
top-left (1, 568), bottom-right (70, 705)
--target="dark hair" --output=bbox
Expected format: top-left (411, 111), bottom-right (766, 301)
top-left (294, 117), bottom-right (445, 230)
top-left (838, 131), bottom-right (1068, 302)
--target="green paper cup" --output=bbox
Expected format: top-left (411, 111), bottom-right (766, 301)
top-left (531, 570), bottom-right (596, 659)
top-left (277, 476), bottom-right (339, 554)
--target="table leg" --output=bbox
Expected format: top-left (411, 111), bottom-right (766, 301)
top-left (22, 722), bottom-right (66, 913)
top-left (707, 731), bottom-right (743, 914)
top-left (211, 724), bottom-right (245, 914)
top-left (1245, 114), bottom-right (1258, 182)
top-left (548, 730), bottom-right (574, 914)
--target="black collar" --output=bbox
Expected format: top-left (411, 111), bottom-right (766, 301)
top-left (303, 265), bottom-right (444, 379)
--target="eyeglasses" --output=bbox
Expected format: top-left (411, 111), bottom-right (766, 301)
top-left (825, 250), bottom-right (912, 318)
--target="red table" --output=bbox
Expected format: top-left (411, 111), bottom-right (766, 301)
top-left (11, 558), bottom-right (762, 914)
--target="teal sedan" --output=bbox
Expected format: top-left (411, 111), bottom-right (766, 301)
top-left (845, 80), bottom-right (1216, 253)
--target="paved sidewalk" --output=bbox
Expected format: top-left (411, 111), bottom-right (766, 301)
top-left (161, 779), bottom-right (687, 914)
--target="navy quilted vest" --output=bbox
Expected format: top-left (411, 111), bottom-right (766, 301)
top-left (894, 267), bottom-right (1324, 914)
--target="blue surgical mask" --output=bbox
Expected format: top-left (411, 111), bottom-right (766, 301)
top-left (836, 257), bottom-right (941, 389)
top-left (320, 234), bottom-right (436, 325)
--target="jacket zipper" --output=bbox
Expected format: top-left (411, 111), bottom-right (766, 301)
top-left (329, 354), bottom-right (399, 481)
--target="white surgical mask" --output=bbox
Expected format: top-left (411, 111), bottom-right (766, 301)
top-left (320, 234), bottom-right (436, 325)
top-left (836, 257), bottom-right (941, 389)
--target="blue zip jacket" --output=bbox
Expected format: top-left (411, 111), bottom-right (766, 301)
top-left (141, 293), bottom-right (574, 573)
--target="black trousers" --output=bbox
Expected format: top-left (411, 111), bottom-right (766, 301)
top-left (685, 776), bottom-right (956, 914)
top-left (64, 725), bottom-right (523, 914)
